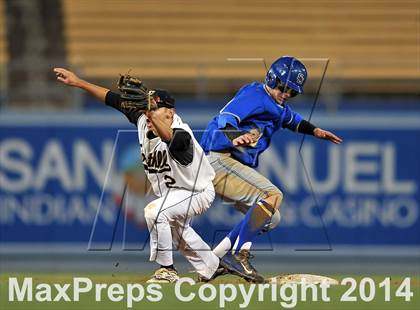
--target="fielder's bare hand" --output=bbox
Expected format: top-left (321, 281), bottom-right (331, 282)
top-left (54, 68), bottom-right (82, 87)
top-left (53, 67), bottom-right (109, 102)
top-left (232, 133), bottom-right (258, 146)
top-left (314, 128), bottom-right (342, 144)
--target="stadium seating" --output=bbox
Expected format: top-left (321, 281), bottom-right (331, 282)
top-left (62, 0), bottom-right (418, 86)
top-left (0, 0), bottom-right (7, 65)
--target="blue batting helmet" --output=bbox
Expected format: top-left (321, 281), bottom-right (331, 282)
top-left (265, 56), bottom-right (307, 94)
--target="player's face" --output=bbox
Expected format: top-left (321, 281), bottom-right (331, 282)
top-left (270, 88), bottom-right (291, 104)
top-left (268, 81), bottom-right (299, 105)
top-left (145, 108), bottom-right (175, 133)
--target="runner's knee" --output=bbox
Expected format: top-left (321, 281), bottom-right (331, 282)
top-left (263, 190), bottom-right (283, 210)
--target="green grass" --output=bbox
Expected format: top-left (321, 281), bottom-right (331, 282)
top-left (1, 273), bottom-right (419, 310)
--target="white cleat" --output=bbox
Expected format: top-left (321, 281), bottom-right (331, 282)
top-left (146, 267), bottom-right (179, 283)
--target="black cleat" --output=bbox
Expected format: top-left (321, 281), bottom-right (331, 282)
top-left (220, 249), bottom-right (266, 283)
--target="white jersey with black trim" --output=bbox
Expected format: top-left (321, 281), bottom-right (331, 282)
top-left (137, 114), bottom-right (215, 197)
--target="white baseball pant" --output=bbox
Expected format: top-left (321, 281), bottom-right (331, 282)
top-left (144, 183), bottom-right (219, 279)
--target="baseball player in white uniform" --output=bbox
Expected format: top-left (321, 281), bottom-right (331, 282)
top-left (54, 68), bottom-right (227, 283)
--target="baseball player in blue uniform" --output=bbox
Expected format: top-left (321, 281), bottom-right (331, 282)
top-left (200, 56), bottom-right (342, 283)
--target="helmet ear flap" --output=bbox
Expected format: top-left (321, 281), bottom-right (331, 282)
top-left (265, 69), bottom-right (278, 89)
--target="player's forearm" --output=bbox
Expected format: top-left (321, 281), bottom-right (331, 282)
top-left (77, 79), bottom-right (110, 103)
top-left (297, 119), bottom-right (317, 135)
top-left (147, 114), bottom-right (173, 142)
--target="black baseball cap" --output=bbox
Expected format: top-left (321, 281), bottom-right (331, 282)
top-left (153, 89), bottom-right (175, 109)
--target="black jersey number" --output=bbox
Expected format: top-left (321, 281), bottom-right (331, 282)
top-left (164, 175), bottom-right (177, 188)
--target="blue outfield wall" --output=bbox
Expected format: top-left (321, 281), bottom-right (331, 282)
top-left (0, 106), bottom-right (419, 250)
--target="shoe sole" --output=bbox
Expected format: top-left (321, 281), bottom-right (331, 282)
top-left (146, 279), bottom-right (178, 283)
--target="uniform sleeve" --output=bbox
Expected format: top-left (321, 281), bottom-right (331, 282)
top-left (217, 85), bottom-right (264, 129)
top-left (281, 107), bottom-right (304, 132)
top-left (165, 128), bottom-right (193, 166)
top-left (105, 91), bottom-right (144, 126)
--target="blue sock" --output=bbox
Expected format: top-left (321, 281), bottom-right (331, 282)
top-left (227, 220), bottom-right (242, 245)
top-left (232, 201), bottom-right (274, 254)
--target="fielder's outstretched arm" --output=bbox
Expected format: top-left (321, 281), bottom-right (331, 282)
top-left (54, 68), bottom-right (109, 103)
top-left (54, 67), bottom-right (143, 125)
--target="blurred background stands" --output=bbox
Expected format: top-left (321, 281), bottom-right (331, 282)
top-left (0, 0), bottom-right (418, 110)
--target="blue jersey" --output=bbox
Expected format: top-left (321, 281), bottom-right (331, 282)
top-left (200, 82), bottom-right (303, 167)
